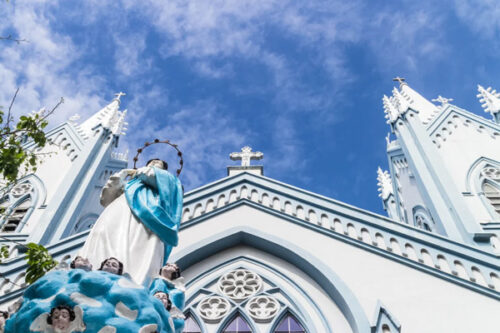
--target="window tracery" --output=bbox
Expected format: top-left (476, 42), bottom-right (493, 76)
top-left (218, 269), bottom-right (262, 301)
top-left (197, 296), bottom-right (231, 323)
top-left (186, 268), bottom-right (307, 333)
top-left (246, 295), bottom-right (280, 323)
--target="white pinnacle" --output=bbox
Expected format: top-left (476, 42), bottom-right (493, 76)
top-left (382, 82), bottom-right (440, 125)
top-left (477, 84), bottom-right (500, 116)
top-left (382, 95), bottom-right (400, 123)
top-left (78, 93), bottom-right (128, 139)
top-left (377, 167), bottom-right (393, 200)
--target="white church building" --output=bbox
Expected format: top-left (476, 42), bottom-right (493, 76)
top-left (0, 81), bottom-right (499, 332)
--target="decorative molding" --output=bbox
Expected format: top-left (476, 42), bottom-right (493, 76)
top-left (477, 85), bottom-right (500, 117)
top-left (197, 296), bottom-right (231, 323)
top-left (218, 269), bottom-right (262, 301)
top-left (377, 168), bottom-right (393, 200)
top-left (178, 173), bottom-right (500, 297)
top-left (246, 295), bottom-right (280, 322)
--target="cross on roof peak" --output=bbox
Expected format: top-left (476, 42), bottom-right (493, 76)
top-left (114, 92), bottom-right (126, 103)
top-left (432, 95), bottom-right (453, 106)
top-left (392, 76), bottom-right (407, 88)
top-left (230, 146), bottom-right (263, 167)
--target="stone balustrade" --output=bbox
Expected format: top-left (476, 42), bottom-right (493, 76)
top-left (180, 174), bottom-right (500, 297)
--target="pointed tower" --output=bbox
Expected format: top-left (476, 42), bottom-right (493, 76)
top-left (477, 85), bottom-right (500, 124)
top-left (27, 93), bottom-right (129, 245)
top-left (381, 79), bottom-right (483, 245)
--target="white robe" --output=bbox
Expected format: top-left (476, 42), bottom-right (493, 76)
top-left (79, 168), bottom-right (163, 286)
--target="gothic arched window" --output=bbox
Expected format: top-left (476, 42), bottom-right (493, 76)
top-left (0, 198), bottom-right (32, 232)
top-left (222, 315), bottom-right (252, 333)
top-left (412, 207), bottom-right (434, 233)
top-left (182, 315), bottom-right (202, 333)
top-left (482, 182), bottom-right (500, 215)
top-left (274, 314), bottom-right (306, 333)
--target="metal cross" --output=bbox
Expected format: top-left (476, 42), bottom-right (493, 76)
top-left (114, 92), bottom-right (126, 102)
top-left (230, 146), bottom-right (263, 167)
top-left (431, 95), bottom-right (453, 105)
top-left (392, 76), bottom-right (406, 84)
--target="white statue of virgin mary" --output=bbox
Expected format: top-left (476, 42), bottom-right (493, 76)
top-left (79, 159), bottom-right (183, 286)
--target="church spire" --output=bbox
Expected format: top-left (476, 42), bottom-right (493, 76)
top-left (383, 79), bottom-right (440, 125)
top-left (78, 93), bottom-right (128, 138)
top-left (477, 84), bottom-right (500, 123)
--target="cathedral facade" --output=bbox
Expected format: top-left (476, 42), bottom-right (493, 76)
top-left (0, 82), bottom-right (499, 332)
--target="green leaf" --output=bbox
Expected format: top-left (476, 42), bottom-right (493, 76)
top-left (24, 242), bottom-right (57, 284)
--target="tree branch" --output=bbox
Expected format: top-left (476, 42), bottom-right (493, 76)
top-left (0, 35), bottom-right (28, 44)
top-left (41, 97), bottom-right (64, 121)
top-left (6, 87), bottom-right (19, 129)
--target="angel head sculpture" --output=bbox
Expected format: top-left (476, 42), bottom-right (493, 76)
top-left (70, 256), bottom-right (92, 271)
top-left (47, 305), bottom-right (75, 332)
top-left (0, 311), bottom-right (9, 331)
top-left (153, 291), bottom-right (172, 311)
top-left (160, 263), bottom-right (181, 280)
top-left (30, 305), bottom-right (85, 333)
top-left (98, 257), bottom-right (123, 275)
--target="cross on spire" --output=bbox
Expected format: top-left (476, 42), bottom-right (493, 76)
top-left (392, 76), bottom-right (406, 88)
top-left (393, 76), bottom-right (405, 83)
top-left (230, 146), bottom-right (263, 167)
top-left (114, 92), bottom-right (126, 103)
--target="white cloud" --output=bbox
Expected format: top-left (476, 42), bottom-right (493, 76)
top-left (0, 2), bottom-right (107, 125)
top-left (453, 0), bottom-right (500, 41)
top-left (123, 96), bottom-right (247, 188)
top-left (367, 4), bottom-right (448, 73)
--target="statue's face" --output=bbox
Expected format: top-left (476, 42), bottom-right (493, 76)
top-left (51, 308), bottom-right (71, 332)
top-left (74, 257), bottom-right (92, 271)
top-left (154, 292), bottom-right (169, 308)
top-left (147, 159), bottom-right (165, 170)
top-left (102, 258), bottom-right (120, 275)
top-left (160, 263), bottom-right (178, 280)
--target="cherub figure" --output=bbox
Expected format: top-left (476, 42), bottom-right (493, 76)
top-left (0, 311), bottom-right (9, 333)
top-left (47, 305), bottom-right (75, 332)
top-left (70, 256), bottom-right (93, 271)
top-left (98, 257), bottom-right (123, 275)
top-left (150, 263), bottom-right (186, 332)
top-left (30, 305), bottom-right (85, 333)
top-left (153, 291), bottom-right (172, 311)
top-left (160, 263), bottom-right (181, 281)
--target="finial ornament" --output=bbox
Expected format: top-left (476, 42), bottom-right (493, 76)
top-left (432, 95), bottom-right (453, 106)
top-left (230, 146), bottom-right (263, 167)
top-left (477, 84), bottom-right (500, 116)
top-left (114, 92), bottom-right (126, 103)
top-left (69, 114), bottom-right (81, 123)
top-left (377, 167), bottom-right (393, 200)
top-left (392, 76), bottom-right (406, 87)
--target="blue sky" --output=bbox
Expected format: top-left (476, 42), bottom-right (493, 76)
top-left (1, 0), bottom-right (499, 215)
